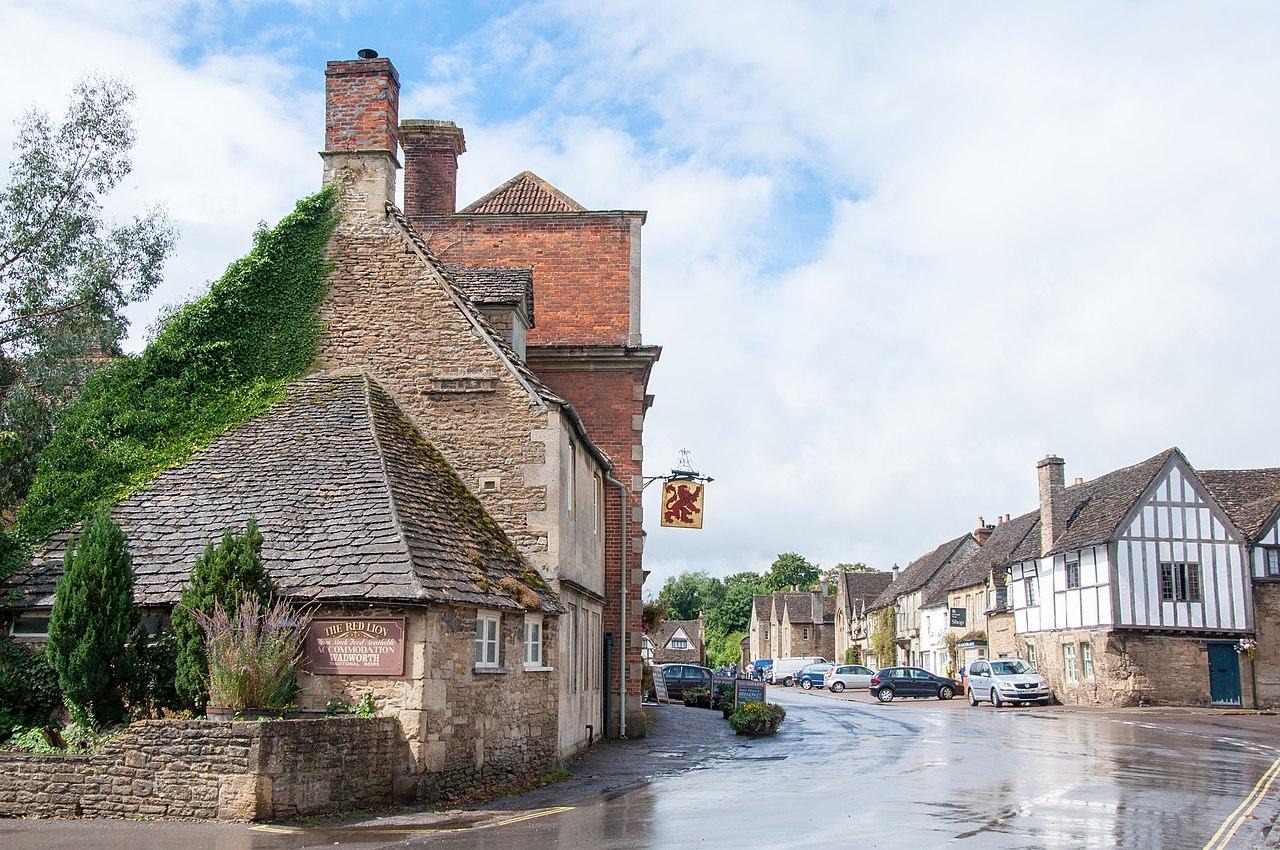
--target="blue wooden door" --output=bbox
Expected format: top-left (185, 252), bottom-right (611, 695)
top-left (1207, 643), bottom-right (1242, 706)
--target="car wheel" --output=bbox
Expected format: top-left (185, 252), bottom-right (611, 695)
top-left (876, 687), bottom-right (895, 703)
top-left (967, 688), bottom-right (978, 706)
top-left (992, 689), bottom-right (1003, 708)
top-left (783, 677), bottom-right (794, 687)
top-left (801, 679), bottom-right (813, 690)
top-left (832, 682), bottom-right (846, 693)
top-left (938, 685), bottom-right (954, 701)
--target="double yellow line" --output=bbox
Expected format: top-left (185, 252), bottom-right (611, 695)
top-left (1203, 755), bottom-right (1280, 850)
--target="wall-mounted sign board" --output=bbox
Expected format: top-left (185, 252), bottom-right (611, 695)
top-left (304, 617), bottom-right (406, 676)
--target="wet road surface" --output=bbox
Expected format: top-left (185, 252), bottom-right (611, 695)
top-left (5, 688), bottom-right (1280, 849)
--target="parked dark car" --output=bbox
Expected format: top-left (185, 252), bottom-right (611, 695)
top-left (659, 663), bottom-right (713, 701)
top-left (795, 662), bottom-right (834, 690)
top-left (868, 667), bottom-right (959, 703)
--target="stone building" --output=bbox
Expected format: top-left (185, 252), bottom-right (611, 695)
top-left (402, 123), bottom-right (660, 739)
top-left (649, 618), bottom-right (706, 666)
top-left (865, 534), bottom-right (979, 670)
top-left (746, 589), bottom-right (836, 664)
top-left (833, 569), bottom-right (893, 664)
top-left (6, 371), bottom-right (563, 801)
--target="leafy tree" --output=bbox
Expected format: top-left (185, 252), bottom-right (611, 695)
top-left (0, 76), bottom-right (175, 516)
top-left (705, 628), bottom-right (747, 669)
top-left (172, 521), bottom-right (276, 711)
top-left (766, 552), bottom-right (820, 593)
top-left (642, 599), bottom-right (668, 633)
top-left (706, 571), bottom-right (770, 635)
top-left (45, 508), bottom-right (139, 727)
top-left (656, 570), bottom-right (723, 621)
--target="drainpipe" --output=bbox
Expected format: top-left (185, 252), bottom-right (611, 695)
top-left (606, 474), bottom-right (629, 738)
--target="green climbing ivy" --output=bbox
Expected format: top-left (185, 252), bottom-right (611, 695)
top-left (1, 187), bottom-right (338, 581)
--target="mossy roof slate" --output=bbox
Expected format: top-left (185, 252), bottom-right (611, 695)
top-left (5, 369), bottom-right (558, 613)
top-left (1198, 468), bottom-right (1280, 542)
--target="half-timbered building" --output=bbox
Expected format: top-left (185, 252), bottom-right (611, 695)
top-left (1008, 450), bottom-right (1254, 706)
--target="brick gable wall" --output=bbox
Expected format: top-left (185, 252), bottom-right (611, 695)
top-left (410, 215), bottom-right (638, 346)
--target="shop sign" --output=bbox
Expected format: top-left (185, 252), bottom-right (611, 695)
top-left (304, 617), bottom-right (406, 676)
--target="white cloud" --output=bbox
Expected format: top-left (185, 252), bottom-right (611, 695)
top-left (6, 1), bottom-right (1280, 596)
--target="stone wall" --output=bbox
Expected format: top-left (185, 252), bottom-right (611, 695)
top-left (1022, 629), bottom-right (1255, 707)
top-left (987, 611), bottom-right (1017, 659)
top-left (1252, 582), bottom-right (1280, 708)
top-left (0, 717), bottom-right (396, 821)
top-left (297, 603), bottom-right (560, 803)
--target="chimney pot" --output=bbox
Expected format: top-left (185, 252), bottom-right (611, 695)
top-left (1073, 476), bottom-right (1084, 486)
top-left (357, 48), bottom-right (379, 59)
top-left (400, 119), bottom-right (467, 217)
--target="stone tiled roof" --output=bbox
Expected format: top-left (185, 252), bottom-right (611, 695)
top-left (753, 594), bottom-right (772, 621)
top-left (5, 370), bottom-right (559, 613)
top-left (458, 171), bottom-right (587, 215)
top-left (1199, 468), bottom-right (1280, 542)
top-left (1046, 448), bottom-right (1178, 555)
top-left (384, 203), bottom-right (610, 472)
top-left (652, 619), bottom-right (702, 651)
top-left (869, 533), bottom-right (975, 611)
top-left (446, 265), bottom-right (535, 324)
top-left (837, 570), bottom-right (893, 614)
top-left (924, 544), bottom-right (988, 608)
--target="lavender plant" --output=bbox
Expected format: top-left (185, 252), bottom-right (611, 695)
top-left (192, 598), bottom-right (311, 711)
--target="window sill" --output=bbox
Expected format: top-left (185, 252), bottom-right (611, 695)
top-left (523, 665), bottom-right (555, 673)
top-left (474, 666), bottom-right (509, 675)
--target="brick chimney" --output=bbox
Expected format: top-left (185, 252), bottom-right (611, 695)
top-left (1037, 454), bottom-right (1066, 555)
top-left (321, 49), bottom-right (400, 210)
top-left (973, 516), bottom-right (995, 546)
top-left (401, 119), bottom-right (466, 217)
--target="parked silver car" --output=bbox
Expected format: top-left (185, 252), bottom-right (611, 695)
top-left (966, 658), bottom-right (1052, 706)
top-left (824, 664), bottom-right (875, 693)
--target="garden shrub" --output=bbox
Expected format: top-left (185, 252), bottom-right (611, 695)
top-left (46, 508), bottom-right (138, 728)
top-left (172, 521), bottom-right (277, 711)
top-left (125, 624), bottom-right (182, 717)
top-left (194, 598), bottom-right (310, 710)
top-left (0, 636), bottom-right (61, 741)
top-left (683, 685), bottom-right (711, 708)
top-left (0, 188), bottom-right (338, 583)
top-left (728, 700), bottom-right (786, 736)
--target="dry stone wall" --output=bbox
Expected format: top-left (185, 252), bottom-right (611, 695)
top-left (0, 717), bottom-right (396, 821)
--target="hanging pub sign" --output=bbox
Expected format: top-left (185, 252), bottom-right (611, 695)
top-left (304, 617), bottom-right (406, 676)
top-left (661, 478), bottom-right (705, 529)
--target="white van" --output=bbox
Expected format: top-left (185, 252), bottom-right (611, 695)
top-left (770, 656), bottom-right (827, 687)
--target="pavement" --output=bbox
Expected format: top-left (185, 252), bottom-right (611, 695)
top-left (4, 690), bottom-right (1280, 849)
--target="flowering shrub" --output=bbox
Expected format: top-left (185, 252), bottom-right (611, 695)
top-left (1237, 638), bottom-right (1258, 660)
top-left (683, 686), bottom-right (711, 708)
top-left (193, 598), bottom-right (311, 710)
top-left (729, 700), bottom-right (786, 736)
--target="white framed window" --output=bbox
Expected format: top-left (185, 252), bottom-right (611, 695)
top-left (1025, 574), bottom-right (1038, 607)
top-left (569, 604), bottom-right (580, 691)
top-left (590, 611), bottom-right (600, 690)
top-left (9, 614), bottom-right (50, 639)
top-left (802, 627), bottom-right (810, 640)
top-left (1025, 643), bottom-right (1037, 669)
top-left (1065, 555), bottom-right (1081, 590)
top-left (1265, 547), bottom-right (1280, 577)
top-left (1063, 643), bottom-right (1078, 684)
top-left (670, 637), bottom-right (689, 650)
top-left (1080, 642), bottom-right (1094, 680)
top-left (474, 611), bottom-right (500, 669)
top-left (564, 440), bottom-right (577, 516)
top-left (523, 615), bottom-right (543, 668)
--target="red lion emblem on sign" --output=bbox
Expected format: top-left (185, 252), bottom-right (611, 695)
top-left (663, 483), bottom-right (703, 525)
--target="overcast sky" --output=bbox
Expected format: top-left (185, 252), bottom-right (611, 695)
top-left (4, 1), bottom-right (1279, 594)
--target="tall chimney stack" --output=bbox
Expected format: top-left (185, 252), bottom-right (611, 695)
top-left (322, 50), bottom-right (400, 208)
top-left (1037, 454), bottom-right (1066, 555)
top-left (401, 119), bottom-right (466, 217)
top-left (973, 517), bottom-right (995, 546)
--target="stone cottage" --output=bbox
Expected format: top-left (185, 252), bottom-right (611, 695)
top-left (5, 371), bottom-right (562, 801)
top-left (649, 618), bottom-right (706, 666)
top-left (747, 589), bottom-right (836, 665)
top-left (833, 569), bottom-right (893, 664)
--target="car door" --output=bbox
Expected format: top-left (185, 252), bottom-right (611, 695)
top-left (969, 661), bottom-right (990, 699)
top-left (683, 666), bottom-right (704, 697)
top-left (910, 668), bottom-right (935, 696)
top-left (888, 667), bottom-right (913, 695)
top-left (851, 666), bottom-right (873, 688)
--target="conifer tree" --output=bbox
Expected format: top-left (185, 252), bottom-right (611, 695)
top-left (46, 508), bottom-right (138, 727)
top-left (172, 521), bottom-right (275, 711)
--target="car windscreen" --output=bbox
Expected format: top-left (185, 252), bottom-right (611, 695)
top-left (990, 660), bottom-right (1033, 676)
